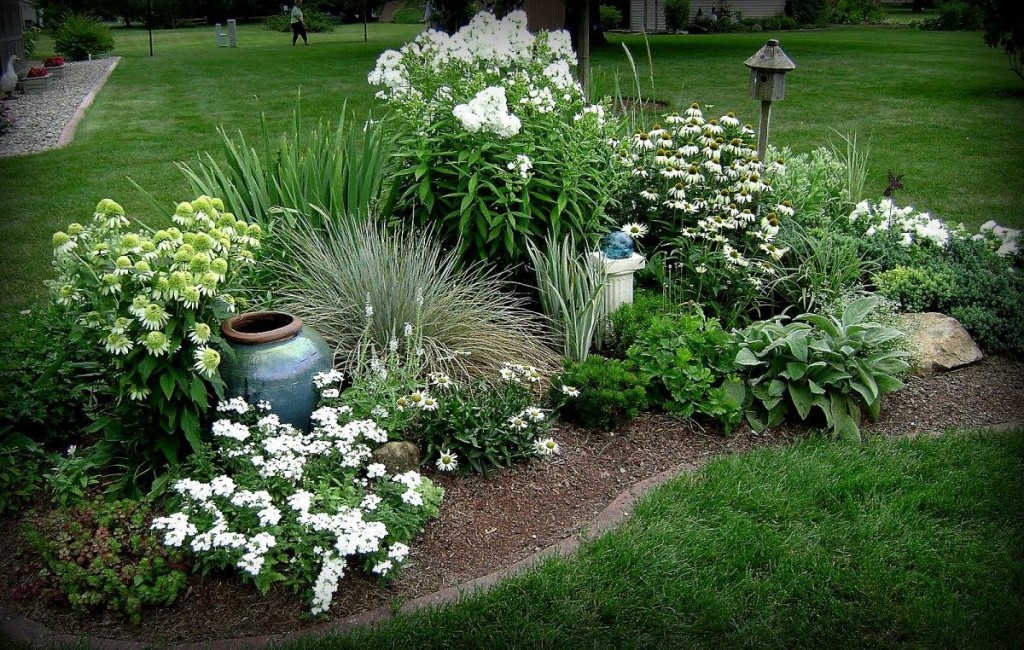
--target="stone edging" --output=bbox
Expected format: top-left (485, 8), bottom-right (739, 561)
top-left (2, 422), bottom-right (1020, 648)
top-left (56, 57), bottom-right (120, 148)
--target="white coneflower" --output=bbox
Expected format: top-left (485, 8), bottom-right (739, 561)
top-left (720, 112), bottom-right (740, 127)
top-left (189, 323), bottom-right (212, 345)
top-left (685, 103), bottom-right (703, 118)
top-left (663, 199), bottom-right (687, 211)
top-left (694, 264), bottom-right (708, 274)
top-left (683, 164), bottom-right (704, 187)
top-left (533, 437), bottom-right (560, 456)
top-left (775, 200), bottom-right (795, 217)
top-left (621, 222), bottom-right (649, 238)
top-left (665, 112), bottom-right (685, 124)
top-left (435, 450), bottom-right (458, 472)
top-left (660, 166), bottom-right (685, 180)
top-left (127, 385), bottom-right (151, 401)
top-left (631, 166), bottom-right (649, 178)
top-left (193, 346), bottom-right (221, 378)
top-left (722, 244), bottom-right (750, 267)
top-left (631, 131), bottom-right (655, 151)
top-left (142, 330), bottom-right (171, 357)
top-left (678, 144), bottom-right (700, 158)
top-left (668, 183), bottom-right (687, 200)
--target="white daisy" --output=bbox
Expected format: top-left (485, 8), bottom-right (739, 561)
top-left (533, 438), bottom-right (560, 456)
top-left (435, 450), bottom-right (458, 472)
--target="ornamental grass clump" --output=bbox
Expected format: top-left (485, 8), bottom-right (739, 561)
top-left (619, 103), bottom-right (791, 324)
top-left (152, 390), bottom-right (443, 616)
top-left (369, 10), bottom-right (621, 269)
top-left (49, 197), bottom-right (260, 488)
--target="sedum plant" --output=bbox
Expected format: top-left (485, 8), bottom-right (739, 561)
top-left (49, 197), bottom-right (259, 489)
top-left (369, 10), bottom-right (621, 269)
top-left (152, 388), bottom-right (443, 616)
top-left (735, 296), bottom-right (910, 440)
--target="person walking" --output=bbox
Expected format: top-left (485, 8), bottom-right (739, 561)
top-left (290, 0), bottom-right (308, 46)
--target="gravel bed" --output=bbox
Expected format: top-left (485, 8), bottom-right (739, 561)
top-left (0, 58), bottom-right (118, 159)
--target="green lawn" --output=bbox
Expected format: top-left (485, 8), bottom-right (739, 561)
top-left (1, 23), bottom-right (1021, 308)
top-left (281, 429), bottom-right (1024, 649)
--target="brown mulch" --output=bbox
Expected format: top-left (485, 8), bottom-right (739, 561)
top-left (1, 356), bottom-right (1022, 646)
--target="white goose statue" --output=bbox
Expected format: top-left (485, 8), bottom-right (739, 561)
top-left (1, 55), bottom-right (18, 99)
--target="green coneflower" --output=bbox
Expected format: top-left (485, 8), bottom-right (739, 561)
top-left (52, 231), bottom-right (76, 254)
top-left (126, 384), bottom-right (151, 401)
top-left (167, 271), bottom-right (192, 299)
top-left (181, 285), bottom-right (202, 309)
top-left (55, 284), bottom-right (79, 306)
top-left (93, 199), bottom-right (127, 229)
top-left (172, 201), bottom-right (196, 226)
top-left (198, 272), bottom-right (219, 296)
top-left (193, 346), bottom-right (221, 378)
top-left (113, 255), bottom-right (133, 276)
top-left (119, 233), bottom-right (142, 253)
top-left (189, 323), bottom-right (212, 345)
top-left (192, 233), bottom-right (214, 254)
top-left (210, 257), bottom-right (228, 280)
top-left (142, 330), bottom-right (171, 357)
top-left (141, 303), bottom-right (170, 330)
top-left (133, 260), bottom-right (153, 278)
top-left (190, 252), bottom-right (211, 274)
top-left (129, 294), bottom-right (150, 318)
top-left (100, 273), bottom-right (122, 295)
top-left (104, 332), bottom-right (133, 356)
top-left (67, 222), bottom-right (84, 236)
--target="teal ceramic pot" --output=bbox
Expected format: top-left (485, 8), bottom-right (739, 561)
top-left (219, 312), bottom-right (333, 431)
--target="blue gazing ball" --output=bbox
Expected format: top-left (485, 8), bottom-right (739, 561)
top-left (601, 230), bottom-right (635, 260)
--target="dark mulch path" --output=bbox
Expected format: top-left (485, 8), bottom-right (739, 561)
top-left (2, 356), bottom-right (1022, 645)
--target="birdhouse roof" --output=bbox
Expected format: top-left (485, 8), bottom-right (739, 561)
top-left (744, 39), bottom-right (796, 72)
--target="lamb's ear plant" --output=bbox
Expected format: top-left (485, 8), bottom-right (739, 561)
top-left (526, 233), bottom-right (606, 363)
top-left (736, 296), bottom-right (910, 440)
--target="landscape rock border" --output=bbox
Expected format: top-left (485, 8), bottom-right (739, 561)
top-left (2, 422), bottom-right (1019, 649)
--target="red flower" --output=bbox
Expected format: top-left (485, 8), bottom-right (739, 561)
top-left (44, 56), bottom-right (65, 67)
top-left (27, 66), bottom-right (49, 78)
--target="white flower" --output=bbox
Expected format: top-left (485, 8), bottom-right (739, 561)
top-left (436, 450), bottom-right (458, 471)
top-left (508, 415), bottom-right (528, 431)
top-left (534, 438), bottom-right (560, 456)
top-left (372, 560), bottom-right (393, 576)
top-left (522, 406), bottom-right (546, 422)
top-left (620, 222), bottom-right (648, 239)
top-left (193, 346), bottom-right (221, 378)
top-left (561, 384), bottom-right (580, 398)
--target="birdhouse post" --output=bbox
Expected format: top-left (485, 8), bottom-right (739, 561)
top-left (744, 39), bottom-right (796, 162)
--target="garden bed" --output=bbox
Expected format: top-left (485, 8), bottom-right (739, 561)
top-left (2, 356), bottom-right (1022, 646)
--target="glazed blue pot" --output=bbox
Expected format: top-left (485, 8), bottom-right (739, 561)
top-left (219, 312), bottom-right (333, 431)
top-left (601, 230), bottom-right (635, 259)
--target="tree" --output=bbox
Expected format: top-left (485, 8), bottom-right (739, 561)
top-left (978, 0), bottom-right (1024, 81)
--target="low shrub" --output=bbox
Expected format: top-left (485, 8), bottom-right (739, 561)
top-left (664, 0), bottom-right (690, 31)
top-left (0, 433), bottom-right (46, 515)
top-left (0, 304), bottom-right (108, 446)
top-left (263, 8), bottom-right (336, 33)
top-left (736, 296), bottom-right (910, 440)
top-left (920, 1), bottom-right (984, 30)
top-left (600, 4), bottom-right (623, 29)
top-left (548, 355), bottom-right (648, 432)
top-left (831, 0), bottom-right (885, 24)
top-left (54, 13), bottom-right (114, 61)
top-left (605, 290), bottom-right (683, 359)
top-left (626, 310), bottom-right (744, 430)
top-left (24, 498), bottom-right (188, 623)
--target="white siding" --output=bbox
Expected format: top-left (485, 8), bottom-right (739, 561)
top-left (630, 0), bottom-right (665, 32)
top-left (690, 0), bottom-right (786, 20)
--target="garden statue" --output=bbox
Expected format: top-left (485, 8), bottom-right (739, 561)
top-left (601, 230), bottom-right (635, 260)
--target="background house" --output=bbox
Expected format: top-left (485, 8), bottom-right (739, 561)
top-left (631, 0), bottom-right (786, 32)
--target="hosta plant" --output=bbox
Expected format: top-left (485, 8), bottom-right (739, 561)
top-left (735, 296), bottom-right (910, 440)
top-left (49, 197), bottom-right (260, 489)
top-left (151, 390), bottom-right (443, 616)
top-left (369, 10), bottom-right (621, 269)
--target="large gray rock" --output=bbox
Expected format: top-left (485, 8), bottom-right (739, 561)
top-left (900, 312), bottom-right (983, 376)
top-left (371, 441), bottom-right (421, 474)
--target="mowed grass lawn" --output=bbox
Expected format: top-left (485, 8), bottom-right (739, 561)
top-left (1, 23), bottom-right (1021, 308)
top-left (281, 429), bottom-right (1024, 649)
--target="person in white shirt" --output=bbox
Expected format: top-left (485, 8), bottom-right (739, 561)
top-left (290, 0), bottom-right (308, 45)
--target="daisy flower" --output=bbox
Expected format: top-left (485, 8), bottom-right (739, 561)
top-left (522, 406), bottom-right (546, 422)
top-left (534, 438), bottom-right (560, 456)
top-left (508, 415), bottom-right (528, 431)
top-left (621, 222), bottom-right (648, 239)
top-left (408, 390), bottom-right (427, 407)
top-left (561, 385), bottom-right (580, 398)
top-left (193, 346), bottom-right (221, 378)
top-left (421, 396), bottom-right (439, 411)
top-left (435, 450), bottom-right (458, 472)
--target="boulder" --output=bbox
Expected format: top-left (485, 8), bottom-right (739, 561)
top-left (900, 312), bottom-right (983, 376)
top-left (371, 441), bottom-right (421, 474)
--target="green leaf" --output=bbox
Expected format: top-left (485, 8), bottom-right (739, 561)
top-left (785, 334), bottom-right (809, 363)
top-left (841, 296), bottom-right (879, 327)
top-left (159, 373), bottom-right (175, 401)
top-left (808, 379), bottom-right (825, 395)
top-left (735, 347), bottom-right (761, 366)
top-left (181, 409), bottom-right (202, 452)
top-left (189, 376), bottom-right (210, 409)
top-left (873, 373), bottom-right (905, 395)
top-left (785, 362), bottom-right (807, 380)
top-left (789, 383), bottom-right (813, 420)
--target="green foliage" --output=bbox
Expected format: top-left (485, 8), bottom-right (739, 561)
top-left (831, 0), bottom-right (885, 24)
top-left (53, 13), bottom-right (115, 61)
top-left (264, 8), bottom-right (336, 33)
top-left (392, 6), bottom-right (425, 23)
top-left (771, 226), bottom-right (875, 314)
top-left (979, 0), bottom-right (1024, 81)
top-left (600, 4), bottom-right (623, 29)
top-left (0, 433), bottom-right (46, 515)
top-left (626, 311), bottom-right (744, 430)
top-left (44, 448), bottom-right (102, 509)
top-left (49, 197), bottom-right (260, 494)
top-left (24, 498), bottom-right (188, 623)
top-left (549, 355), bottom-right (648, 432)
top-left (21, 25), bottom-right (40, 59)
top-left (785, 0), bottom-right (830, 26)
top-left (768, 143), bottom-right (857, 232)
top-left (605, 290), bottom-right (683, 358)
top-left (0, 305), bottom-right (109, 445)
top-left (413, 376), bottom-right (551, 475)
top-left (736, 296), bottom-right (910, 440)
top-left (920, 1), bottom-right (984, 30)
top-left (873, 265), bottom-right (957, 313)
top-left (179, 101), bottom-right (394, 279)
top-left (664, 0), bottom-right (691, 31)
top-left (526, 234), bottom-right (606, 363)
top-left (267, 217), bottom-right (556, 384)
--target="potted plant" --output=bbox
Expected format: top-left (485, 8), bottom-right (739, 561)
top-left (21, 66), bottom-right (51, 94)
top-left (43, 56), bottom-right (65, 80)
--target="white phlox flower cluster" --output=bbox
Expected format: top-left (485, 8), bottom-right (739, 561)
top-left (977, 219), bottom-right (1021, 257)
top-left (217, 396), bottom-right (252, 414)
top-left (850, 198), bottom-right (951, 248)
top-left (152, 395), bottom-right (441, 615)
top-left (508, 154), bottom-right (534, 180)
top-left (453, 86), bottom-right (522, 138)
top-left (212, 418), bottom-right (251, 441)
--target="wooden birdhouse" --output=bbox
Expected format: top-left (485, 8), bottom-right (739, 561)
top-left (744, 39), bottom-right (796, 102)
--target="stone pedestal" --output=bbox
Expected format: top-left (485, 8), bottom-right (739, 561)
top-left (590, 252), bottom-right (646, 316)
